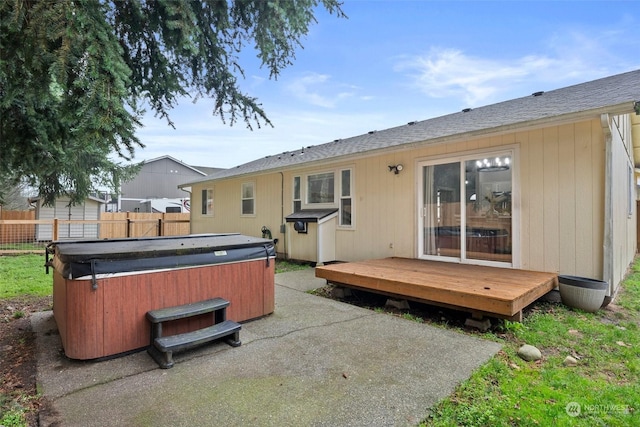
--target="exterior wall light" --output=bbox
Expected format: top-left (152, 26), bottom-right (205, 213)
top-left (388, 164), bottom-right (404, 174)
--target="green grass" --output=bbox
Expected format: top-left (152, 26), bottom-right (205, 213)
top-left (0, 254), bottom-right (52, 299)
top-left (275, 259), bottom-right (311, 274)
top-left (422, 259), bottom-right (640, 426)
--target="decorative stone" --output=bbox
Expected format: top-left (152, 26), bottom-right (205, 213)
top-left (564, 356), bottom-right (578, 366)
top-left (517, 344), bottom-right (542, 361)
top-left (385, 299), bottom-right (410, 310)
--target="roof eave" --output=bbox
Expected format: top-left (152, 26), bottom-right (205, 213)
top-left (181, 101), bottom-right (638, 186)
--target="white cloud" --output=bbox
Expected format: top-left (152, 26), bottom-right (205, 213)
top-left (394, 48), bottom-right (563, 106)
top-left (286, 72), bottom-right (336, 107)
top-left (394, 24), bottom-right (638, 107)
top-left (284, 73), bottom-right (363, 108)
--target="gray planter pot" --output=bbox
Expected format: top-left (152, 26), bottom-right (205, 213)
top-left (558, 275), bottom-right (608, 313)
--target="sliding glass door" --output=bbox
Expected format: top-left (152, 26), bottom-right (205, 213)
top-left (420, 152), bottom-right (513, 265)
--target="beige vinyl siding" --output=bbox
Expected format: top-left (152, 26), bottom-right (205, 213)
top-left (190, 117), bottom-right (614, 281)
top-left (191, 174), bottom-right (284, 239)
top-left (335, 118), bottom-right (606, 278)
top-left (319, 217), bottom-right (337, 262)
top-left (287, 222), bottom-right (318, 262)
top-left (514, 120), bottom-right (603, 278)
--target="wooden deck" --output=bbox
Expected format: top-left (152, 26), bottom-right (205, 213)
top-left (315, 258), bottom-right (558, 321)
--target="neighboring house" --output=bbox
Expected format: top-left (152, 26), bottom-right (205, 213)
top-left (181, 69), bottom-right (640, 299)
top-left (118, 155), bottom-right (223, 212)
top-left (30, 196), bottom-right (105, 240)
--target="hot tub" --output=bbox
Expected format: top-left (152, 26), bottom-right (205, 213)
top-left (47, 234), bottom-right (275, 360)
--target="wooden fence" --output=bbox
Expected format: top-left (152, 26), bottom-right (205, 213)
top-left (0, 209), bottom-right (36, 244)
top-left (0, 211), bottom-right (190, 252)
top-left (99, 212), bottom-right (190, 239)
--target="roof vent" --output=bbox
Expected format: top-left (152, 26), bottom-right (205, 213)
top-left (532, 91), bottom-right (544, 97)
top-left (407, 121), bottom-right (416, 125)
top-left (368, 130), bottom-right (376, 134)
top-left (334, 139), bottom-right (340, 142)
top-left (462, 108), bottom-right (472, 113)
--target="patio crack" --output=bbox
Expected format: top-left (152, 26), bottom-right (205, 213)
top-left (243, 311), bottom-right (378, 344)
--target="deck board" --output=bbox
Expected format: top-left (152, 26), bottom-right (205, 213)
top-left (315, 258), bottom-right (557, 319)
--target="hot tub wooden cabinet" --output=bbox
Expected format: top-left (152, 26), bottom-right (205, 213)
top-left (48, 234), bottom-right (275, 360)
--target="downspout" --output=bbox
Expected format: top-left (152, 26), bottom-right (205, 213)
top-left (280, 172), bottom-right (287, 259)
top-left (600, 113), bottom-right (613, 297)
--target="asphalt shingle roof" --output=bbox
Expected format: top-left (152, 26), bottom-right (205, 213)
top-left (184, 69), bottom-right (640, 185)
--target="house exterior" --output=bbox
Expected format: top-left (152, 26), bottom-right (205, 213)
top-left (30, 195), bottom-right (105, 240)
top-left (118, 155), bottom-right (223, 212)
top-left (181, 69), bottom-right (640, 299)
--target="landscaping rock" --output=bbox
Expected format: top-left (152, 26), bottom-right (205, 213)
top-left (517, 344), bottom-right (542, 361)
top-left (563, 356), bottom-right (578, 366)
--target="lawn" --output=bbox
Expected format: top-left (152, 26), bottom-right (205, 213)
top-left (421, 259), bottom-right (640, 426)
top-left (0, 254), bottom-right (52, 299)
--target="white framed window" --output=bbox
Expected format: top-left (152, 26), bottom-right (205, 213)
top-left (241, 182), bottom-right (255, 215)
top-left (307, 172), bottom-right (334, 204)
top-left (293, 176), bottom-right (301, 213)
top-left (303, 168), bottom-right (354, 227)
top-left (201, 188), bottom-right (213, 216)
top-left (340, 169), bottom-right (353, 227)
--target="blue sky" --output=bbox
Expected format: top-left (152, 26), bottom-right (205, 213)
top-left (134, 0), bottom-right (640, 169)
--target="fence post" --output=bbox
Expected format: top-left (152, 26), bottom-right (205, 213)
top-left (53, 218), bottom-right (59, 241)
top-left (158, 218), bottom-right (163, 237)
top-left (127, 218), bottom-right (131, 238)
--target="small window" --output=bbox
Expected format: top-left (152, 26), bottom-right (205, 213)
top-left (340, 169), bottom-right (352, 226)
top-left (307, 172), bottom-right (334, 204)
top-left (201, 188), bottom-right (213, 215)
top-left (241, 182), bottom-right (255, 215)
top-left (293, 176), bottom-right (301, 213)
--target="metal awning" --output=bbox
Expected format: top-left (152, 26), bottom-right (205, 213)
top-left (285, 209), bottom-right (338, 223)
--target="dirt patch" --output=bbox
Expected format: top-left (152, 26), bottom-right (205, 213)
top-left (1, 296), bottom-right (55, 426)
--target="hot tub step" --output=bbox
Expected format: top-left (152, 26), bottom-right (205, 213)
top-left (149, 320), bottom-right (241, 369)
top-left (146, 297), bottom-right (230, 323)
top-left (146, 297), bottom-right (241, 368)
